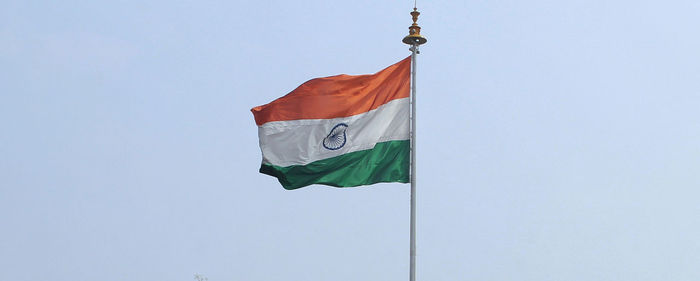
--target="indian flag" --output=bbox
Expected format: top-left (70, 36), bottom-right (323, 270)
top-left (251, 57), bottom-right (411, 190)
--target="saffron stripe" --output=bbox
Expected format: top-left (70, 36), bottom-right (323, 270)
top-left (251, 57), bottom-right (410, 126)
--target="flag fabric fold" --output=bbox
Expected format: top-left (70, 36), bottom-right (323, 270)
top-left (251, 57), bottom-right (411, 190)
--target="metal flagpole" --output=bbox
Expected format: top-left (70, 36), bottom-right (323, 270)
top-left (409, 43), bottom-right (418, 281)
top-left (402, 7), bottom-right (426, 281)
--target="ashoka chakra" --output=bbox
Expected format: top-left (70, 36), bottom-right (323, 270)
top-left (323, 123), bottom-right (348, 150)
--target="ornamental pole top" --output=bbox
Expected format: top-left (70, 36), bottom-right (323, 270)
top-left (402, 8), bottom-right (427, 45)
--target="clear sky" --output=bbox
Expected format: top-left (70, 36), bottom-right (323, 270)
top-left (1, 0), bottom-right (699, 280)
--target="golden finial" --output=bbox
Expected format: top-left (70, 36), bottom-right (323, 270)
top-left (402, 8), bottom-right (427, 45)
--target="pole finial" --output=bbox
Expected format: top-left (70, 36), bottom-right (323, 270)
top-left (402, 7), bottom-right (427, 45)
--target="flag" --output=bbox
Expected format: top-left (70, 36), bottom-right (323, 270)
top-left (251, 57), bottom-right (411, 190)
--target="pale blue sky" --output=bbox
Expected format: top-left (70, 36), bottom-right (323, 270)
top-left (1, 1), bottom-right (699, 280)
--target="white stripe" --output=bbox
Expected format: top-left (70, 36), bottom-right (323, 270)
top-left (258, 98), bottom-right (409, 167)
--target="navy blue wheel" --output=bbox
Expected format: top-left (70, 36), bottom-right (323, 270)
top-left (323, 123), bottom-right (348, 150)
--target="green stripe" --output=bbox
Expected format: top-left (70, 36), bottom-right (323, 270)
top-left (260, 140), bottom-right (410, 190)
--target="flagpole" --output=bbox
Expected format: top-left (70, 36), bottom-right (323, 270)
top-left (402, 8), bottom-right (426, 281)
top-left (409, 43), bottom-right (418, 281)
